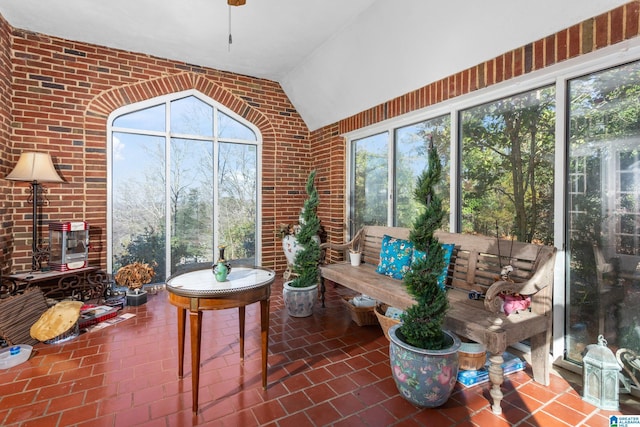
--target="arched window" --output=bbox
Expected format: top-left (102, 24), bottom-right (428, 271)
top-left (108, 90), bottom-right (261, 282)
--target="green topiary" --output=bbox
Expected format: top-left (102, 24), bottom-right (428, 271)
top-left (398, 142), bottom-right (450, 350)
top-left (290, 170), bottom-right (321, 288)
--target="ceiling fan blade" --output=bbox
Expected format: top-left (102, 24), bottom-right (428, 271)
top-left (228, 0), bottom-right (246, 6)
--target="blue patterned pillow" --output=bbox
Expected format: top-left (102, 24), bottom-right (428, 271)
top-left (411, 243), bottom-right (455, 289)
top-left (376, 235), bottom-right (414, 280)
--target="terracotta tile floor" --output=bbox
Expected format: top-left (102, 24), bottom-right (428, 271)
top-left (1, 276), bottom-right (639, 426)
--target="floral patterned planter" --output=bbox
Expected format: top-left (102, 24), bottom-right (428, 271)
top-left (388, 324), bottom-right (461, 408)
top-left (282, 281), bottom-right (317, 317)
top-left (282, 234), bottom-right (320, 280)
top-left (282, 234), bottom-right (302, 267)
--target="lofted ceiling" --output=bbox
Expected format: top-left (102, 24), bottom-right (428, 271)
top-left (0, 0), bottom-right (631, 131)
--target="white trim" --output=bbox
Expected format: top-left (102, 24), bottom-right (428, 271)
top-left (552, 76), bottom-right (568, 363)
top-left (387, 130), bottom-right (394, 224)
top-left (164, 101), bottom-right (171, 280)
top-left (449, 110), bottom-right (459, 233)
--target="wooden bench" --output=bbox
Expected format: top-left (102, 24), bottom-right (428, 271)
top-left (319, 225), bottom-right (556, 414)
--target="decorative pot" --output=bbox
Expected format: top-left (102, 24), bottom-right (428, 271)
top-left (388, 324), bottom-right (461, 408)
top-left (282, 234), bottom-right (301, 266)
top-left (213, 245), bottom-right (231, 282)
top-left (349, 251), bottom-right (362, 266)
top-left (282, 234), bottom-right (321, 280)
top-left (282, 234), bottom-right (302, 280)
top-left (126, 289), bottom-right (148, 306)
top-left (282, 281), bottom-right (317, 317)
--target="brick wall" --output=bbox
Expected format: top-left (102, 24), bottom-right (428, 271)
top-left (310, 124), bottom-right (345, 246)
top-left (0, 15), bottom-right (13, 277)
top-left (336, 2), bottom-right (640, 134)
top-left (3, 27), bottom-right (311, 273)
top-left (3, 2), bottom-right (640, 273)
top-left (313, 1), bottom-right (640, 259)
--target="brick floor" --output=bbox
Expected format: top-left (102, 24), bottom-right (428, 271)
top-left (1, 276), bottom-right (639, 426)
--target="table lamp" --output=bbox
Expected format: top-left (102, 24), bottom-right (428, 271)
top-left (6, 152), bottom-right (64, 271)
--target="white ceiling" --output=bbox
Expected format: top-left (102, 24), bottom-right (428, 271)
top-left (0, 0), bottom-right (631, 131)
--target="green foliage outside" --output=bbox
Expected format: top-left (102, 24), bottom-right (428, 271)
top-left (290, 170), bottom-right (322, 288)
top-left (399, 143), bottom-right (450, 350)
top-left (352, 133), bottom-right (388, 228)
top-left (114, 227), bottom-right (167, 283)
top-left (566, 61), bottom-right (640, 360)
top-left (461, 86), bottom-right (555, 244)
top-left (396, 117), bottom-right (451, 229)
top-left (352, 117), bottom-right (450, 232)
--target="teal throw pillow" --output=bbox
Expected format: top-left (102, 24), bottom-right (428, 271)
top-left (411, 243), bottom-right (455, 289)
top-left (376, 235), bottom-right (414, 280)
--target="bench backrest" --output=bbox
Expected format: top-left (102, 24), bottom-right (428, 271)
top-left (360, 226), bottom-right (410, 266)
top-left (357, 226), bottom-right (554, 309)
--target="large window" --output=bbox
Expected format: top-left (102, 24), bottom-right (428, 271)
top-left (351, 132), bottom-right (389, 230)
top-left (395, 116), bottom-right (450, 228)
top-left (350, 116), bottom-right (451, 234)
top-left (460, 87), bottom-right (555, 243)
top-left (566, 60), bottom-right (640, 363)
top-left (109, 92), bottom-right (260, 282)
top-left (347, 41), bottom-right (640, 370)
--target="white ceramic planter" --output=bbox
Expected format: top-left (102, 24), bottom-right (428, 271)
top-left (282, 234), bottom-right (322, 280)
top-left (282, 281), bottom-right (317, 317)
top-left (282, 235), bottom-right (302, 267)
top-left (349, 251), bottom-right (361, 266)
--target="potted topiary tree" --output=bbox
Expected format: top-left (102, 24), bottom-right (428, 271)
top-left (282, 170), bottom-right (321, 317)
top-left (388, 141), bottom-right (461, 408)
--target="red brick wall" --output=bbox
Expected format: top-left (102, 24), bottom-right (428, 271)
top-left (3, 2), bottom-right (640, 273)
top-left (311, 124), bottom-right (345, 246)
top-left (337, 2), bottom-right (640, 134)
top-left (313, 1), bottom-right (640, 259)
top-left (3, 28), bottom-right (311, 273)
top-left (0, 15), bottom-right (13, 277)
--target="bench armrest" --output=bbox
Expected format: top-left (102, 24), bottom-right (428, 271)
top-left (484, 247), bottom-right (556, 313)
top-left (319, 241), bottom-right (351, 251)
top-left (319, 227), bottom-right (365, 264)
top-left (483, 280), bottom-right (525, 313)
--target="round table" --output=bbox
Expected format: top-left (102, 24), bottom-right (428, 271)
top-left (166, 266), bottom-right (275, 413)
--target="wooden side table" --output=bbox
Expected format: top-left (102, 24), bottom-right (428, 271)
top-left (165, 266), bottom-right (275, 413)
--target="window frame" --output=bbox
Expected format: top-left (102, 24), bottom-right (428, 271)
top-left (344, 38), bottom-right (640, 371)
top-left (106, 89), bottom-right (263, 280)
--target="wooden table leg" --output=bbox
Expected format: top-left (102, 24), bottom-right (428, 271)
top-left (260, 298), bottom-right (270, 389)
top-left (189, 308), bottom-right (202, 413)
top-left (238, 306), bottom-right (245, 361)
top-left (177, 307), bottom-right (186, 378)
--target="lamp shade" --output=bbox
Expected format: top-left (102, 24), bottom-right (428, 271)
top-left (6, 152), bottom-right (63, 183)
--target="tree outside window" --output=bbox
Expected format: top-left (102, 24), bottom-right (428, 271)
top-left (460, 87), bottom-right (555, 243)
top-left (111, 93), bottom-right (259, 281)
top-left (351, 116), bottom-right (451, 235)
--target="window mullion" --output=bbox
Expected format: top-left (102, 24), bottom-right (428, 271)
top-left (165, 99), bottom-right (172, 281)
top-left (388, 130), bottom-right (395, 227)
top-left (212, 108), bottom-right (219, 252)
top-left (449, 110), bottom-right (459, 233)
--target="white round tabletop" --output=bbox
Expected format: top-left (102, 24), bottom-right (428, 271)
top-left (166, 266), bottom-right (275, 298)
